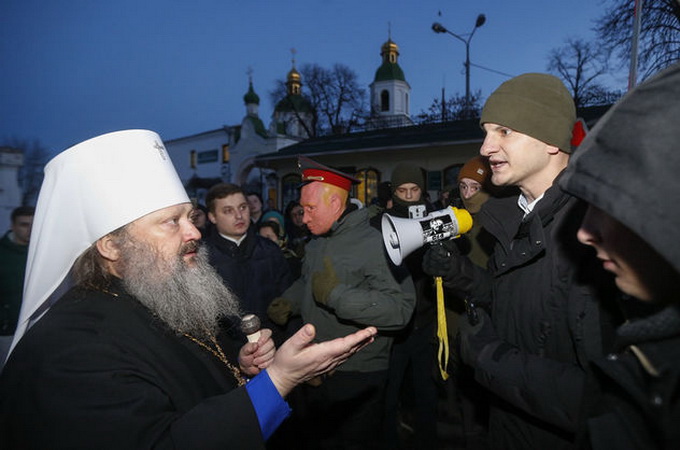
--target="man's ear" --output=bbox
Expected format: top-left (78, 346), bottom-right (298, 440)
top-left (208, 211), bottom-right (217, 225)
top-left (96, 235), bottom-right (121, 262)
top-left (329, 194), bottom-right (343, 215)
top-left (546, 144), bottom-right (561, 155)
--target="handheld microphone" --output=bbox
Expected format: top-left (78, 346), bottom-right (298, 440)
top-left (240, 314), bottom-right (262, 343)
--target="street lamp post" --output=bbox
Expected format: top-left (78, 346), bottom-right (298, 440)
top-left (432, 14), bottom-right (486, 117)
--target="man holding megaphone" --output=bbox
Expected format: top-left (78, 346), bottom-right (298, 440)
top-left (421, 73), bottom-right (620, 449)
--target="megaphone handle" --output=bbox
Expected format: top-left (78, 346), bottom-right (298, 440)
top-left (435, 276), bottom-right (450, 381)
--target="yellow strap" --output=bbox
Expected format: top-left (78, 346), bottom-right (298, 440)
top-left (435, 276), bottom-right (449, 380)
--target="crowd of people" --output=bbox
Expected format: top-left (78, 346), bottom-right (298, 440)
top-left (1, 62), bottom-right (679, 449)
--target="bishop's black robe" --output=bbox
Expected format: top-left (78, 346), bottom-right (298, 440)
top-left (0, 281), bottom-right (265, 449)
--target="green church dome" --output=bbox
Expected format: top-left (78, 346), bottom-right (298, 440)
top-left (243, 81), bottom-right (260, 105)
top-left (374, 38), bottom-right (406, 82)
top-left (374, 62), bottom-right (406, 82)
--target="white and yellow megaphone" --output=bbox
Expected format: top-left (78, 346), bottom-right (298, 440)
top-left (381, 207), bottom-right (473, 265)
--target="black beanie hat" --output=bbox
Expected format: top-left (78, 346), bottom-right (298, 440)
top-left (391, 163), bottom-right (425, 192)
top-left (481, 73), bottom-right (576, 153)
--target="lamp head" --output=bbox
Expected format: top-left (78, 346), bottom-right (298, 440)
top-left (432, 22), bottom-right (447, 34)
top-left (475, 14), bottom-right (486, 28)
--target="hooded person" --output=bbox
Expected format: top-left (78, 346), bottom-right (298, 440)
top-left (0, 130), bottom-right (377, 449)
top-left (559, 62), bottom-right (680, 450)
top-left (422, 74), bottom-right (621, 449)
top-left (267, 156), bottom-right (415, 449)
top-left (258, 209), bottom-right (303, 281)
top-left (261, 210), bottom-right (286, 239)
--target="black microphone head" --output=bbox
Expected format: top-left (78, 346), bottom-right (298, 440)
top-left (240, 314), bottom-right (261, 335)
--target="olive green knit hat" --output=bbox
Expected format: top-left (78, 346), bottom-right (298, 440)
top-left (480, 73), bottom-right (576, 153)
top-left (391, 163), bottom-right (425, 192)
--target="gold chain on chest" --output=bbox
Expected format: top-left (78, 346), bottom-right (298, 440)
top-left (183, 332), bottom-right (247, 386)
top-left (95, 286), bottom-right (247, 386)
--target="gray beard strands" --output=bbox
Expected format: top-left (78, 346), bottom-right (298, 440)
top-left (119, 241), bottom-right (241, 338)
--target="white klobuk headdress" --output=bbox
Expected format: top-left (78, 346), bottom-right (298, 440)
top-left (9, 130), bottom-right (189, 356)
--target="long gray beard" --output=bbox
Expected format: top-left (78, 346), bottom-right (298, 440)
top-left (119, 242), bottom-right (241, 338)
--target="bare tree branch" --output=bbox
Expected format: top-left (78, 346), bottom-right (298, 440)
top-left (547, 38), bottom-right (617, 108)
top-left (596, 0), bottom-right (680, 80)
top-left (415, 90), bottom-right (483, 124)
top-left (269, 63), bottom-right (368, 136)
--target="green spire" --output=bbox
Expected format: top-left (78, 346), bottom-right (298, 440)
top-left (243, 79), bottom-right (260, 105)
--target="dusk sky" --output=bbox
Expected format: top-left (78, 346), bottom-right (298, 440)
top-left (1, 0), bottom-right (622, 157)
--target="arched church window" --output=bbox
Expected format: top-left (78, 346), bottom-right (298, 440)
top-left (381, 90), bottom-right (390, 112)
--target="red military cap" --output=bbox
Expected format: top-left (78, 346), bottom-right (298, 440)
top-left (298, 156), bottom-right (359, 192)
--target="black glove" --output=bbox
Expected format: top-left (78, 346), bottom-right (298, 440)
top-left (458, 308), bottom-right (498, 367)
top-left (422, 240), bottom-right (476, 295)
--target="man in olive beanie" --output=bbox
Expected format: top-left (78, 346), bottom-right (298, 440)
top-left (480, 73), bottom-right (576, 153)
top-left (423, 73), bottom-right (619, 449)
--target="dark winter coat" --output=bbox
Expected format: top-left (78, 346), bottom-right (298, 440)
top-left (204, 227), bottom-right (293, 330)
top-left (0, 281), bottom-right (264, 449)
top-left (283, 206), bottom-right (415, 373)
top-left (559, 62), bottom-right (680, 450)
top-left (0, 231), bottom-right (29, 335)
top-left (581, 304), bottom-right (680, 449)
top-left (470, 181), bottom-right (619, 449)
